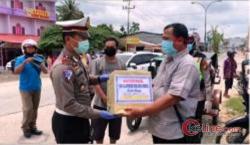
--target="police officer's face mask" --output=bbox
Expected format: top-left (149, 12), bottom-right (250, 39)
top-left (70, 37), bottom-right (90, 54)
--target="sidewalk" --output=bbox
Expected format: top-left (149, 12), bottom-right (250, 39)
top-left (0, 71), bottom-right (18, 83)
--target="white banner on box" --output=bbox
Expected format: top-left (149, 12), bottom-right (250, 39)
top-left (115, 75), bottom-right (153, 104)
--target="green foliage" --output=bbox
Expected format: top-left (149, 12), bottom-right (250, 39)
top-left (130, 22), bottom-right (140, 34)
top-left (56, 0), bottom-right (84, 21)
top-left (39, 0), bottom-right (84, 55)
top-left (40, 0), bottom-right (123, 54)
top-left (38, 25), bottom-right (63, 55)
top-left (224, 96), bottom-right (245, 116)
top-left (120, 22), bottom-right (140, 35)
top-left (89, 24), bottom-right (122, 51)
top-left (209, 26), bottom-right (224, 54)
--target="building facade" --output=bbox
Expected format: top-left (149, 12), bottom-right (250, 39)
top-left (0, 0), bottom-right (56, 68)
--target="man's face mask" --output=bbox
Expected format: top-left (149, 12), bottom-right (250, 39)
top-left (161, 40), bottom-right (177, 57)
top-left (70, 37), bottom-right (90, 54)
top-left (187, 43), bottom-right (194, 52)
top-left (104, 46), bottom-right (117, 57)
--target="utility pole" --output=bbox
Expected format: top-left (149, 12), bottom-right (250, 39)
top-left (123, 0), bottom-right (135, 35)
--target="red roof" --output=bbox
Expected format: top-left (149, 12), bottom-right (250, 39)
top-left (0, 34), bottom-right (40, 44)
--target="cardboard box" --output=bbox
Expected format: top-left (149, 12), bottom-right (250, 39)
top-left (107, 70), bottom-right (153, 114)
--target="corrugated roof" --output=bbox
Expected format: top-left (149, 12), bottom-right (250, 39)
top-left (121, 31), bottom-right (162, 45)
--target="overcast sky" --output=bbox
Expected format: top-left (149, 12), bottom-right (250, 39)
top-left (58, 0), bottom-right (250, 39)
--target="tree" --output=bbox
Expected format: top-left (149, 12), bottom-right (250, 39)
top-left (56, 0), bottom-right (84, 21)
top-left (129, 22), bottom-right (140, 34)
top-left (40, 0), bottom-right (122, 54)
top-left (88, 24), bottom-right (122, 52)
top-left (209, 26), bottom-right (224, 54)
top-left (120, 22), bottom-right (140, 36)
top-left (38, 25), bottom-right (63, 55)
top-left (120, 25), bottom-right (126, 35)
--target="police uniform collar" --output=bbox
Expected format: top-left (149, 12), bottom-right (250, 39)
top-left (62, 47), bottom-right (80, 61)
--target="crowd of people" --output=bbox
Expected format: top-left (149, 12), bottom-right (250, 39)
top-left (13, 17), bottom-right (247, 144)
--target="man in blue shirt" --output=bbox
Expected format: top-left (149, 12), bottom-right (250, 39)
top-left (14, 39), bottom-right (48, 138)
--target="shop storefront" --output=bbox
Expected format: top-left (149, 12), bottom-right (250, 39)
top-left (0, 0), bottom-right (56, 69)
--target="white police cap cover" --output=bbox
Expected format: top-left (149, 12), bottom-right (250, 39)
top-left (56, 17), bottom-right (90, 33)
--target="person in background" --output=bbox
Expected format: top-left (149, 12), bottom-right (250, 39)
top-left (14, 39), bottom-right (48, 138)
top-left (223, 50), bottom-right (237, 98)
top-left (91, 37), bottom-right (126, 144)
top-left (47, 55), bottom-right (53, 71)
top-left (81, 53), bottom-right (92, 69)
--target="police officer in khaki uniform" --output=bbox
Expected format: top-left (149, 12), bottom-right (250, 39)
top-left (50, 18), bottom-right (116, 144)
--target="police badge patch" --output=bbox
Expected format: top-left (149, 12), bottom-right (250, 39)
top-left (63, 69), bottom-right (73, 81)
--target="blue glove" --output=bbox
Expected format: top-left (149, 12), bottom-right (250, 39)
top-left (100, 111), bottom-right (117, 120)
top-left (98, 74), bottom-right (109, 83)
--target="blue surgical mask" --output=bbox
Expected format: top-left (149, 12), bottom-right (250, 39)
top-left (72, 38), bottom-right (90, 54)
top-left (161, 40), bottom-right (177, 57)
top-left (187, 44), bottom-right (193, 52)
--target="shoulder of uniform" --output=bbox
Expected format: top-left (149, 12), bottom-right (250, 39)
top-left (51, 64), bottom-right (74, 81)
top-left (53, 64), bottom-right (73, 72)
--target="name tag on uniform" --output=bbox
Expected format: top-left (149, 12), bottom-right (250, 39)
top-left (107, 70), bottom-right (153, 114)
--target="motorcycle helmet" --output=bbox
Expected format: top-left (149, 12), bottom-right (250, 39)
top-left (21, 39), bottom-right (38, 54)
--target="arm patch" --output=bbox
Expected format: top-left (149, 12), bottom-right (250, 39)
top-left (63, 69), bottom-right (73, 81)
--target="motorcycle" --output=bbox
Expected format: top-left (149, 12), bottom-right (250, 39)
top-left (215, 66), bottom-right (249, 143)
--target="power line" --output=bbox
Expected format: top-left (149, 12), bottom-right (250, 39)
top-left (83, 1), bottom-right (123, 6)
top-left (133, 9), bottom-right (166, 27)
